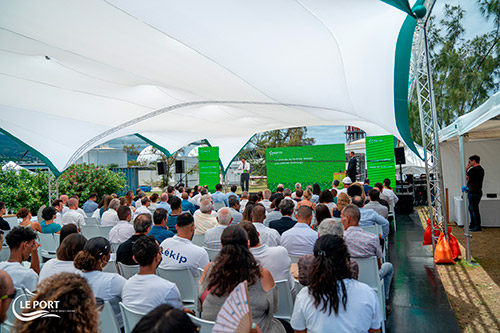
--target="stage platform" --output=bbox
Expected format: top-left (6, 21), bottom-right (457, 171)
top-left (386, 213), bottom-right (460, 333)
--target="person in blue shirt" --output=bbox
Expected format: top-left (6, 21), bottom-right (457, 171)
top-left (181, 192), bottom-right (196, 215)
top-left (363, 179), bottom-right (373, 196)
top-left (157, 193), bottom-right (172, 215)
top-left (166, 197), bottom-right (183, 233)
top-left (82, 193), bottom-right (99, 213)
top-left (40, 206), bottom-right (62, 234)
top-left (148, 208), bottom-right (174, 243)
top-left (212, 184), bottom-right (228, 207)
top-left (225, 185), bottom-right (239, 202)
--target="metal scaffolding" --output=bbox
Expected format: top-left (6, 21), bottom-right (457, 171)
top-left (409, 0), bottom-right (449, 252)
top-left (47, 169), bottom-right (59, 205)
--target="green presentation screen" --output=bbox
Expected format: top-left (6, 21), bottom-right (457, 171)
top-left (366, 135), bottom-right (396, 188)
top-left (198, 146), bottom-right (220, 191)
top-left (266, 144), bottom-right (345, 191)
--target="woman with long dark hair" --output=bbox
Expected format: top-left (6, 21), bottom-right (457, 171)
top-left (198, 225), bottom-right (285, 332)
top-left (291, 235), bottom-right (382, 332)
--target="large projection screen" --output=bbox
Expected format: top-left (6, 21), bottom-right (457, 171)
top-left (266, 144), bottom-right (345, 191)
top-left (198, 146), bottom-right (220, 191)
top-left (366, 135), bottom-right (396, 188)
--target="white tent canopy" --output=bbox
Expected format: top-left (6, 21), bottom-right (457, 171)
top-left (439, 90), bottom-right (500, 223)
top-left (0, 0), bottom-right (420, 176)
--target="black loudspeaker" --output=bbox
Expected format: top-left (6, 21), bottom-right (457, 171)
top-left (395, 147), bottom-right (406, 165)
top-left (175, 160), bottom-right (184, 174)
top-left (157, 162), bottom-right (167, 175)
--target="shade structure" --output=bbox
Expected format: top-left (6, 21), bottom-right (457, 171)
top-left (0, 0), bottom-right (419, 176)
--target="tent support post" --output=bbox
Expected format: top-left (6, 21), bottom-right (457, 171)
top-left (48, 169), bottom-right (59, 205)
top-left (413, 1), bottom-right (448, 253)
top-left (459, 135), bottom-right (472, 263)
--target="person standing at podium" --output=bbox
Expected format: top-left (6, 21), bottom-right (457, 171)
top-left (466, 155), bottom-right (485, 232)
top-left (238, 158), bottom-right (251, 192)
top-left (347, 151), bottom-right (357, 182)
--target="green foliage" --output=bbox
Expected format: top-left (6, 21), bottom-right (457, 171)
top-left (409, 3), bottom-right (500, 144)
top-left (239, 127), bottom-right (315, 176)
top-left (58, 164), bottom-right (126, 202)
top-left (0, 168), bottom-right (50, 214)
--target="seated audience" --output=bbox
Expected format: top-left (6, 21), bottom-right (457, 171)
top-left (225, 185), bottom-right (239, 201)
top-left (100, 198), bottom-right (120, 226)
top-left (167, 197), bottom-right (183, 233)
top-left (0, 202), bottom-right (11, 230)
top-left (342, 204), bottom-right (393, 304)
top-left (313, 203), bottom-right (332, 230)
top-left (339, 177), bottom-right (352, 194)
top-left (351, 196), bottom-right (389, 238)
top-left (17, 208), bottom-right (42, 233)
top-left (181, 192), bottom-right (196, 214)
top-left (14, 273), bottom-right (99, 333)
top-left (204, 207), bottom-right (232, 250)
top-left (311, 183), bottom-right (321, 204)
top-left (149, 193), bottom-right (159, 212)
top-left (282, 188), bottom-right (297, 211)
top-left (347, 183), bottom-right (365, 201)
top-left (93, 195), bottom-right (113, 218)
top-left (0, 269), bottom-right (14, 324)
top-left (148, 208), bottom-right (174, 243)
top-left (383, 178), bottom-right (399, 207)
top-left (291, 235), bottom-right (382, 332)
top-left (134, 191), bottom-right (147, 208)
top-left (0, 226), bottom-right (39, 291)
top-left (241, 222), bottom-right (296, 296)
top-left (59, 224), bottom-right (78, 244)
top-left (212, 184), bottom-right (229, 207)
top-left (156, 193), bottom-right (172, 215)
top-left (270, 184), bottom-right (285, 202)
top-left (239, 191), bottom-right (250, 212)
top-left (74, 236), bottom-right (126, 327)
top-left (364, 179), bottom-right (373, 196)
top-left (298, 218), bottom-right (359, 286)
top-left (292, 183), bottom-right (303, 200)
top-left (294, 189), bottom-right (303, 203)
top-left (132, 304), bottom-right (197, 333)
top-left (62, 198), bottom-right (86, 230)
top-left (193, 198), bottom-right (217, 235)
top-left (297, 189), bottom-right (316, 210)
top-left (122, 236), bottom-right (182, 314)
top-left (373, 183), bottom-right (391, 210)
top-left (364, 189), bottom-right (389, 219)
top-left (39, 233), bottom-right (87, 282)
top-left (319, 190), bottom-right (336, 213)
top-left (134, 197), bottom-right (153, 218)
top-left (228, 196), bottom-right (243, 225)
top-left (82, 192), bottom-right (99, 213)
top-left (52, 199), bottom-right (65, 224)
top-left (116, 214), bottom-right (152, 265)
top-left (109, 206), bottom-right (136, 245)
top-left (332, 193), bottom-right (350, 218)
top-left (40, 206), bottom-right (62, 234)
top-left (264, 196), bottom-right (283, 227)
top-left (269, 199), bottom-right (296, 235)
top-left (281, 206), bottom-right (317, 256)
top-left (252, 204), bottom-right (280, 247)
top-left (261, 189), bottom-right (273, 212)
top-left (198, 225), bottom-right (285, 332)
top-left (159, 213), bottom-right (209, 280)
top-left (241, 203), bottom-right (254, 222)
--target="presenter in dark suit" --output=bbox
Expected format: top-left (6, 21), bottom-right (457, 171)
top-left (269, 199), bottom-right (296, 235)
top-left (466, 155), bottom-right (485, 232)
top-left (347, 151), bottom-right (357, 182)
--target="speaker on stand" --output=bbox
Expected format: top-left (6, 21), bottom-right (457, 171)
top-left (175, 160), bottom-right (185, 186)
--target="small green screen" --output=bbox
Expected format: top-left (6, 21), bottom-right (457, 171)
top-left (366, 135), bottom-right (396, 187)
top-left (266, 144), bottom-right (345, 190)
top-left (198, 147), bottom-right (220, 191)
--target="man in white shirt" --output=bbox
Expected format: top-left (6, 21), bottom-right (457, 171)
top-left (122, 235), bottom-right (183, 314)
top-left (60, 194), bottom-right (69, 215)
top-left (339, 177), bottom-right (352, 195)
top-left (156, 193), bottom-right (172, 215)
top-left (238, 158), bottom-right (251, 192)
top-left (134, 197), bottom-right (153, 218)
top-left (61, 198), bottom-right (86, 230)
top-left (204, 208), bottom-right (232, 250)
top-left (282, 188), bottom-right (297, 211)
top-left (261, 189), bottom-right (273, 213)
top-left (291, 183), bottom-right (302, 200)
top-left (159, 213), bottom-right (209, 280)
top-left (109, 206), bottom-right (135, 245)
top-left (52, 199), bottom-right (64, 224)
top-left (364, 189), bottom-right (389, 219)
top-left (281, 206), bottom-right (318, 256)
top-left (241, 222), bottom-right (296, 296)
top-left (228, 196), bottom-right (242, 225)
top-left (239, 191), bottom-right (250, 212)
top-left (0, 269), bottom-right (14, 324)
top-left (0, 227), bottom-right (39, 291)
top-left (193, 198), bottom-right (217, 235)
top-left (252, 204), bottom-right (280, 247)
top-left (70, 195), bottom-right (87, 217)
top-left (100, 199), bottom-right (120, 227)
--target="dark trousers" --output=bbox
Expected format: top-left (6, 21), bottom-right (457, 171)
top-left (240, 173), bottom-right (250, 192)
top-left (468, 192), bottom-right (482, 229)
top-left (348, 173), bottom-right (356, 182)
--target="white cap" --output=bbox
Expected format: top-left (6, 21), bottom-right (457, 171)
top-left (342, 177), bottom-right (353, 185)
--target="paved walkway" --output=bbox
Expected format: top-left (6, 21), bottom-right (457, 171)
top-left (386, 213), bottom-right (460, 333)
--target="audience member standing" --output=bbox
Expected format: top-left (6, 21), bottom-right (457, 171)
top-left (466, 155), bottom-right (485, 232)
top-left (122, 236), bottom-right (183, 314)
top-left (281, 206), bottom-right (317, 256)
top-left (116, 214), bottom-right (152, 265)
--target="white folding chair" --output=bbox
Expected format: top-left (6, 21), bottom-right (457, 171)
top-left (274, 280), bottom-right (294, 322)
top-left (3, 216), bottom-right (18, 229)
top-left (119, 302), bottom-right (145, 333)
top-left (192, 234), bottom-right (205, 247)
top-left (213, 202), bottom-right (225, 211)
top-left (157, 268), bottom-right (197, 310)
top-left (1, 229), bottom-right (9, 245)
top-left (84, 217), bottom-right (99, 225)
top-left (53, 233), bottom-right (60, 244)
top-left (99, 301), bottom-right (121, 333)
top-left (81, 225), bottom-right (101, 239)
top-left (360, 224), bottom-right (383, 237)
top-left (103, 260), bottom-right (119, 274)
top-left (38, 233), bottom-right (57, 259)
top-left (356, 256), bottom-right (386, 328)
top-left (389, 203), bottom-right (396, 231)
top-left (99, 226), bottom-right (113, 239)
top-left (117, 262), bottom-right (139, 279)
top-left (0, 246), bottom-right (10, 262)
top-left (289, 255), bottom-right (301, 264)
top-left (203, 247), bottom-right (219, 261)
top-left (187, 313), bottom-right (215, 333)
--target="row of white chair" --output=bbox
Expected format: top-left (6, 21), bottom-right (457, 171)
top-left (81, 224), bottom-right (113, 240)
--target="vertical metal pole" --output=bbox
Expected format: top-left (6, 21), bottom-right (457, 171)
top-left (48, 169), bottom-right (52, 205)
top-left (459, 135), bottom-right (471, 262)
